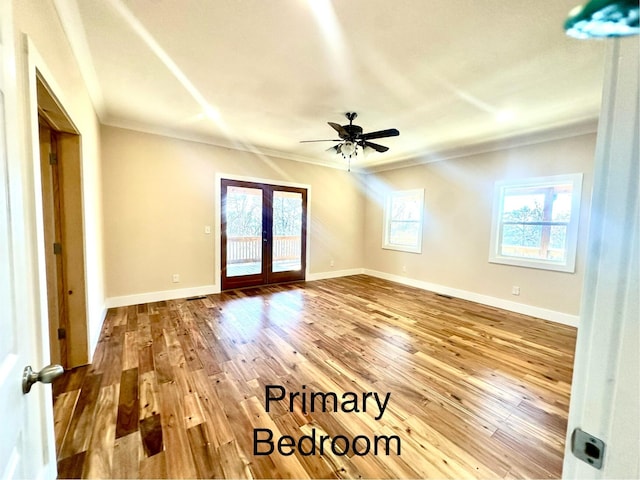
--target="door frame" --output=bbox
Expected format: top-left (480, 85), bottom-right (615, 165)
top-left (215, 173), bottom-right (311, 291)
top-left (35, 77), bottom-right (89, 369)
top-left (562, 38), bottom-right (639, 479)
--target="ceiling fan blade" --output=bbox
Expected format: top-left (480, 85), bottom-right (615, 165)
top-left (359, 128), bottom-right (400, 140)
top-left (326, 144), bottom-right (341, 153)
top-left (328, 122), bottom-right (349, 139)
top-left (300, 139), bottom-right (341, 143)
top-left (362, 141), bottom-right (389, 153)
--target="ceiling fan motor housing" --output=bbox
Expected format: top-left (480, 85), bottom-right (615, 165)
top-left (342, 124), bottom-right (363, 140)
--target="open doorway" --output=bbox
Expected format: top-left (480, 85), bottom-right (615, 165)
top-left (37, 74), bottom-right (88, 369)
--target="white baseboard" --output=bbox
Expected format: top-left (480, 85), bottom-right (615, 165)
top-left (104, 270), bottom-right (363, 309)
top-left (363, 269), bottom-right (579, 328)
top-left (105, 284), bottom-right (220, 308)
top-left (88, 306), bottom-right (109, 362)
top-left (103, 269), bottom-right (578, 328)
top-left (307, 268), bottom-right (365, 281)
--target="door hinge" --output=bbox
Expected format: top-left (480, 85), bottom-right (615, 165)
top-left (49, 152), bottom-right (58, 165)
top-left (571, 428), bottom-right (605, 469)
top-left (57, 328), bottom-right (66, 339)
top-left (53, 242), bottom-right (62, 255)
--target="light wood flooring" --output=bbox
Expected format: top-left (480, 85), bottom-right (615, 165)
top-left (53, 275), bottom-right (577, 479)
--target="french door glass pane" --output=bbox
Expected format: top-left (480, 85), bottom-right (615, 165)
top-left (272, 190), bottom-right (302, 273)
top-left (225, 186), bottom-right (262, 277)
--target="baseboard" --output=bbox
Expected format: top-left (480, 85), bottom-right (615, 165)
top-left (105, 284), bottom-right (221, 308)
top-left (87, 306), bottom-right (109, 363)
top-left (363, 269), bottom-right (579, 328)
top-left (104, 270), bottom-right (363, 308)
top-left (307, 268), bottom-right (365, 281)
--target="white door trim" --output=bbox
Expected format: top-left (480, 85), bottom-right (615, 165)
top-left (562, 38), bottom-right (639, 479)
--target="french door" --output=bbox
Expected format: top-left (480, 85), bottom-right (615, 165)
top-left (221, 179), bottom-right (307, 290)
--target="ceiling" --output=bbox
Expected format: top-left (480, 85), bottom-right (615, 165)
top-left (55, 0), bottom-right (606, 170)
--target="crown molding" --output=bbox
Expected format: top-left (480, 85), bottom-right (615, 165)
top-left (101, 119), bottom-right (369, 173)
top-left (364, 117), bottom-right (599, 173)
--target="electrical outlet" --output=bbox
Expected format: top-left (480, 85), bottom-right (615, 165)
top-left (402, 265), bottom-right (407, 273)
top-left (330, 259), bottom-right (335, 267)
top-left (172, 274), bottom-right (180, 283)
top-left (512, 285), bottom-right (520, 296)
top-left (204, 225), bottom-right (211, 234)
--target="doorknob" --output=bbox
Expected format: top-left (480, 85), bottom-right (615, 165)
top-left (22, 364), bottom-right (64, 394)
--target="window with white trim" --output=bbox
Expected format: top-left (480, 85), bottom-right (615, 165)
top-left (489, 174), bottom-right (583, 272)
top-left (383, 189), bottom-right (424, 253)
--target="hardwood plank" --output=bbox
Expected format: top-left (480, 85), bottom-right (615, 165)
top-left (53, 390), bottom-right (79, 456)
top-left (139, 370), bottom-right (160, 420)
top-left (186, 423), bottom-right (225, 479)
top-left (218, 440), bottom-right (252, 479)
top-left (139, 413), bottom-right (163, 457)
top-left (58, 373), bottom-right (102, 459)
top-left (159, 381), bottom-right (198, 478)
top-left (122, 331), bottom-right (138, 370)
top-left (57, 451), bottom-right (86, 479)
top-left (137, 344), bottom-right (154, 374)
top-left (111, 431), bottom-right (142, 479)
top-left (116, 368), bottom-right (139, 438)
top-left (139, 451), bottom-right (168, 479)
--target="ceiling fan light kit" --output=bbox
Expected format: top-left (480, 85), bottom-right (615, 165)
top-left (301, 112), bottom-right (399, 171)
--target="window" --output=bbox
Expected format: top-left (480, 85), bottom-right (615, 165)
top-left (489, 174), bottom-right (583, 272)
top-left (383, 189), bottom-right (424, 253)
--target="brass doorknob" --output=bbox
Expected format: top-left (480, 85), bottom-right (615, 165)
top-left (22, 364), bottom-right (64, 394)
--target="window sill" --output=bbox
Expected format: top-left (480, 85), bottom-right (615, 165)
top-left (489, 255), bottom-right (576, 273)
top-left (383, 244), bottom-right (422, 254)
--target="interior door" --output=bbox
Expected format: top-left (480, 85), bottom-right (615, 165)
top-left (221, 179), bottom-right (307, 290)
top-left (0, 7), bottom-right (57, 478)
top-left (0, 62), bottom-right (29, 480)
top-left (38, 122), bottom-right (68, 368)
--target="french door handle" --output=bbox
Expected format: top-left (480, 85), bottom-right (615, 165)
top-left (22, 364), bottom-right (64, 394)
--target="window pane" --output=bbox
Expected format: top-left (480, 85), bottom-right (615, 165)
top-left (500, 224), bottom-right (543, 257)
top-left (549, 225), bottom-right (568, 262)
top-left (552, 191), bottom-right (572, 221)
top-left (225, 186), bottom-right (262, 277)
top-left (502, 192), bottom-right (545, 222)
top-left (391, 193), bottom-right (422, 221)
top-left (389, 221), bottom-right (420, 246)
top-left (384, 189), bottom-right (424, 253)
top-left (272, 191), bottom-right (302, 273)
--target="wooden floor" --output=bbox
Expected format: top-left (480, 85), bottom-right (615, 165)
top-left (53, 275), bottom-right (577, 479)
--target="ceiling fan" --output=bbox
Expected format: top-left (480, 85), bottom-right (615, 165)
top-left (301, 112), bottom-right (399, 169)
